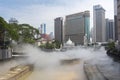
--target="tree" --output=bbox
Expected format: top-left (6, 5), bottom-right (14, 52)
top-left (0, 17), bottom-right (7, 29)
top-left (18, 24), bottom-right (39, 44)
top-left (0, 16), bottom-right (40, 44)
top-left (0, 17), bottom-right (20, 41)
top-left (45, 41), bottom-right (54, 49)
top-left (0, 17), bottom-right (8, 48)
top-left (0, 17), bottom-right (7, 41)
top-left (7, 23), bottom-right (19, 41)
top-left (39, 42), bottom-right (54, 49)
top-left (52, 40), bottom-right (61, 49)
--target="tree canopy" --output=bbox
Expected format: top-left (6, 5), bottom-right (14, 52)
top-left (0, 16), bottom-right (39, 44)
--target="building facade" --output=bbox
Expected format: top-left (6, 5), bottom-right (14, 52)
top-left (40, 24), bottom-right (46, 34)
top-left (116, 0), bottom-right (120, 41)
top-left (9, 18), bottom-right (18, 24)
top-left (93, 5), bottom-right (106, 42)
top-left (54, 17), bottom-right (63, 44)
top-left (114, 0), bottom-right (118, 41)
top-left (64, 11), bottom-right (90, 45)
top-left (106, 19), bottom-right (115, 41)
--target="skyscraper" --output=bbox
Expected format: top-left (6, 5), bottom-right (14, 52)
top-left (40, 23), bottom-right (46, 34)
top-left (114, 0), bottom-right (118, 41)
top-left (54, 17), bottom-right (63, 44)
top-left (93, 5), bottom-right (106, 42)
top-left (106, 19), bottom-right (115, 41)
top-left (116, 0), bottom-right (120, 41)
top-left (64, 11), bottom-right (90, 45)
top-left (9, 18), bottom-right (18, 24)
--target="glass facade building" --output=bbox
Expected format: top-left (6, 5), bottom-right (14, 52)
top-left (85, 17), bottom-right (90, 42)
top-left (54, 17), bottom-right (63, 44)
top-left (106, 19), bottom-right (115, 41)
top-left (93, 5), bottom-right (106, 42)
top-left (65, 11), bottom-right (90, 45)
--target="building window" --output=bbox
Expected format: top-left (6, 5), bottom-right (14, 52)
top-left (118, 12), bottom-right (120, 14)
top-left (118, 5), bottom-right (120, 8)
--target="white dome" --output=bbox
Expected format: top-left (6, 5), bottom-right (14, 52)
top-left (66, 38), bottom-right (74, 46)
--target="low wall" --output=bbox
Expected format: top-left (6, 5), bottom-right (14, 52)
top-left (84, 64), bottom-right (108, 80)
top-left (0, 65), bottom-right (33, 80)
top-left (0, 49), bottom-right (12, 60)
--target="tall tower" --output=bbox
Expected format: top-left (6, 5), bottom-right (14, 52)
top-left (64, 11), bottom-right (90, 45)
top-left (9, 18), bottom-right (18, 24)
top-left (106, 19), bottom-right (115, 41)
top-left (114, 0), bottom-right (118, 41)
top-left (54, 17), bottom-right (63, 44)
top-left (93, 5), bottom-right (106, 42)
top-left (116, 0), bottom-right (120, 41)
top-left (44, 24), bottom-right (46, 34)
top-left (40, 23), bottom-right (46, 34)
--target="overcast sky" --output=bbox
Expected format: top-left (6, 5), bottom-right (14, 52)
top-left (0, 0), bottom-right (114, 34)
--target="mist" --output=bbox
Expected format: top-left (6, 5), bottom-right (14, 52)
top-left (22, 45), bottom-right (112, 66)
top-left (14, 44), bottom-right (119, 80)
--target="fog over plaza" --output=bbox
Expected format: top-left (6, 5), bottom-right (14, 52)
top-left (0, 0), bottom-right (120, 80)
top-left (1, 44), bottom-right (119, 80)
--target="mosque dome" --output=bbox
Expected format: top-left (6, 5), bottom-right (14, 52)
top-left (65, 38), bottom-right (75, 46)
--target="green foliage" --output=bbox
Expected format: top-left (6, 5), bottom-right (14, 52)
top-left (39, 40), bottom-right (62, 49)
top-left (106, 41), bottom-right (120, 57)
top-left (0, 17), bottom-right (7, 29)
top-left (45, 42), bottom-right (54, 49)
top-left (19, 24), bottom-right (39, 44)
top-left (0, 16), bottom-right (40, 44)
top-left (40, 42), bottom-right (54, 49)
top-left (7, 24), bottom-right (19, 41)
top-left (23, 38), bottom-right (35, 44)
top-left (105, 42), bottom-right (115, 51)
top-left (0, 17), bottom-right (7, 41)
top-left (52, 40), bottom-right (61, 49)
top-left (39, 44), bottom-right (46, 48)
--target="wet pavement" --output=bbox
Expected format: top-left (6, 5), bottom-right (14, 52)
top-left (98, 61), bottom-right (120, 80)
top-left (0, 48), bottom-right (120, 80)
top-left (0, 59), bottom-right (21, 75)
top-left (26, 60), bottom-right (87, 80)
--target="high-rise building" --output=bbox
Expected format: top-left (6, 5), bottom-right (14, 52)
top-left (54, 17), bottom-right (63, 44)
top-left (9, 18), bottom-right (18, 24)
top-left (49, 32), bottom-right (54, 40)
top-left (116, 0), bottom-right (120, 41)
top-left (40, 23), bottom-right (46, 34)
top-left (64, 11), bottom-right (90, 45)
top-left (93, 5), bottom-right (106, 42)
top-left (106, 19), bottom-right (115, 41)
top-left (114, 0), bottom-right (118, 41)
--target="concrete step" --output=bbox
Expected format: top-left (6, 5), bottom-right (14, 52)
top-left (84, 64), bottom-right (108, 80)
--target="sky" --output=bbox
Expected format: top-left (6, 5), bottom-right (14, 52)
top-left (0, 0), bottom-right (114, 34)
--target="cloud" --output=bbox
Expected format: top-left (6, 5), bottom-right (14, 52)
top-left (0, 0), bottom-right (114, 34)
